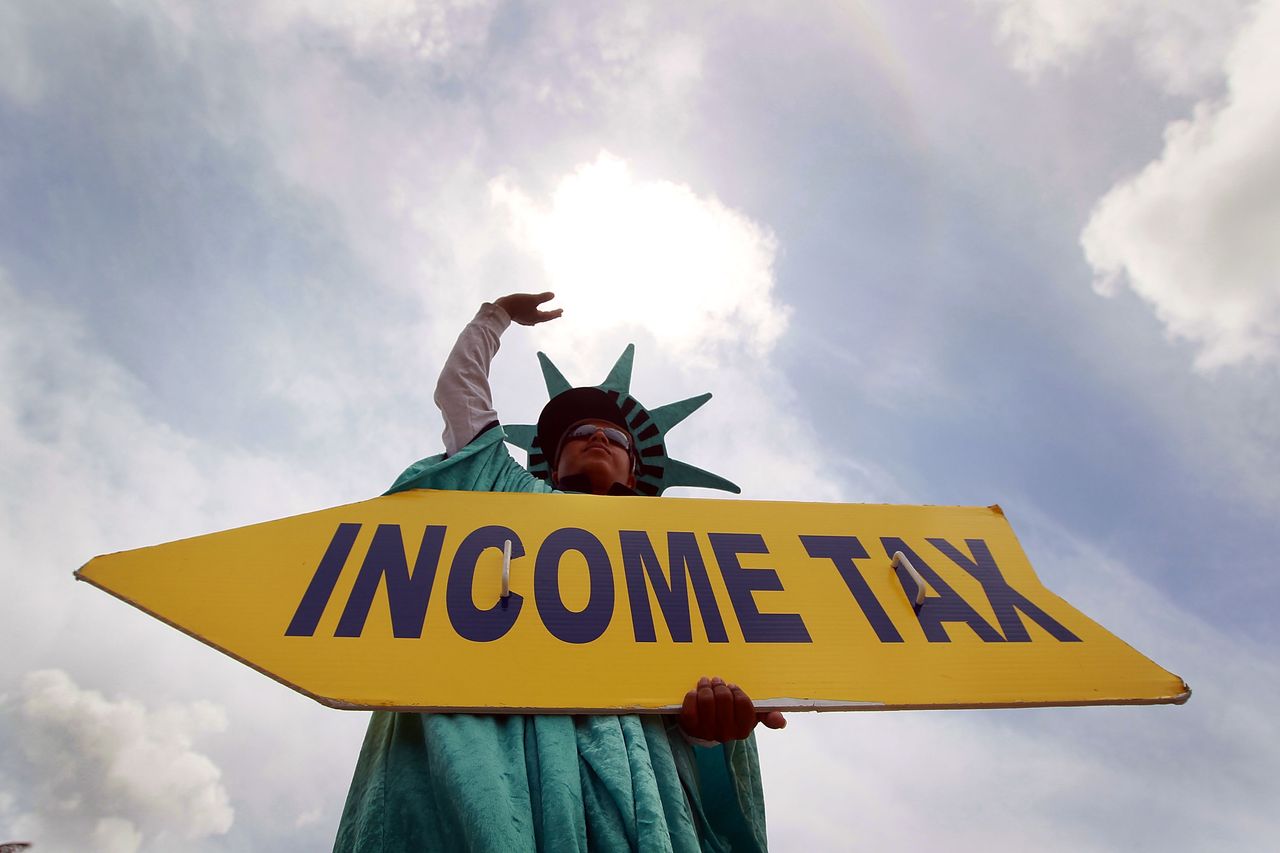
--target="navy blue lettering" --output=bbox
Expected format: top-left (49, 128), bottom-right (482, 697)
top-left (446, 525), bottom-right (524, 643)
top-left (708, 533), bottom-right (811, 643)
top-left (928, 538), bottom-right (1080, 642)
top-left (335, 525), bottom-right (446, 638)
top-left (619, 531), bottom-right (729, 643)
top-left (799, 535), bottom-right (903, 642)
top-left (286, 523), bottom-right (362, 637)
top-left (535, 528), bottom-right (614, 644)
top-left (880, 538), bottom-right (1004, 643)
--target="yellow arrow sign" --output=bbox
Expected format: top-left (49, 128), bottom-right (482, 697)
top-left (77, 490), bottom-right (1189, 713)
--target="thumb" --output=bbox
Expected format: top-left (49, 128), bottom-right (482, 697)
top-left (757, 710), bottom-right (787, 730)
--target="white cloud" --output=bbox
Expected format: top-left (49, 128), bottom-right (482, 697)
top-left (976, 0), bottom-right (1280, 370)
top-left (1, 670), bottom-right (231, 852)
top-left (523, 5), bottom-right (705, 116)
top-left (250, 0), bottom-right (498, 63)
top-left (491, 151), bottom-right (788, 368)
top-left (0, 272), bottom-right (344, 562)
top-left (293, 806), bottom-right (325, 829)
top-left (0, 271), bottom-right (367, 852)
top-left (1081, 0), bottom-right (1280, 369)
top-left (974, 0), bottom-right (1250, 95)
top-left (92, 818), bottom-right (144, 853)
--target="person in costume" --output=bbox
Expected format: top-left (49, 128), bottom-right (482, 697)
top-left (334, 293), bottom-right (785, 852)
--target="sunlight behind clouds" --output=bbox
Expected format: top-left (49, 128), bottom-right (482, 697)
top-left (490, 152), bottom-right (788, 368)
top-left (485, 152), bottom-right (856, 504)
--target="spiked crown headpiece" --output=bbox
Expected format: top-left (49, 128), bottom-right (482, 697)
top-left (503, 345), bottom-right (740, 496)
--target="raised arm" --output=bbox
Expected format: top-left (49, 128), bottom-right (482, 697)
top-left (433, 292), bottom-right (562, 455)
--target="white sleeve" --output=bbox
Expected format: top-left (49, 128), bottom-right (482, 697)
top-left (433, 302), bottom-right (513, 456)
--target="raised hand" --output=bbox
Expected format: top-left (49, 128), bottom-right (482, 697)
top-left (494, 292), bottom-right (563, 326)
top-left (679, 676), bottom-right (787, 743)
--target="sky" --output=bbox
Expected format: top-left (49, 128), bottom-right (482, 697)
top-left (2, 0), bottom-right (1278, 849)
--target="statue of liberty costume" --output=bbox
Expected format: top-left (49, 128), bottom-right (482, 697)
top-left (333, 303), bottom-right (769, 852)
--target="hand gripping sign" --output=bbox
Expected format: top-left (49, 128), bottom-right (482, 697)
top-left (77, 491), bottom-right (1189, 713)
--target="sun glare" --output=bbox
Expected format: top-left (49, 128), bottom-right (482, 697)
top-left (491, 152), bottom-right (787, 363)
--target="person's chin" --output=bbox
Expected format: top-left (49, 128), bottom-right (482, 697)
top-left (573, 459), bottom-right (622, 482)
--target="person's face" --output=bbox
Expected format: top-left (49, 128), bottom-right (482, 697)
top-left (554, 418), bottom-right (636, 493)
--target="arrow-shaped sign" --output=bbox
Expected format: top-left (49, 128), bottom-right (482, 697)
top-left (78, 491), bottom-right (1189, 713)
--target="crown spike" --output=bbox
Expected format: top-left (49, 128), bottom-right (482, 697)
top-left (659, 458), bottom-right (741, 495)
top-left (503, 423), bottom-right (537, 451)
top-left (537, 352), bottom-right (574, 397)
top-left (598, 344), bottom-right (635, 394)
top-left (649, 393), bottom-right (712, 434)
top-left (517, 346), bottom-right (738, 495)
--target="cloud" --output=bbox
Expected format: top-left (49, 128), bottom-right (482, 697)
top-left (974, 0), bottom-right (1251, 95)
top-left (0, 270), bottom-right (366, 852)
top-left (0, 670), bottom-right (231, 852)
top-left (514, 5), bottom-right (705, 117)
top-left (491, 151), bottom-right (788, 368)
top-left (92, 818), bottom-right (144, 853)
top-left (1081, 0), bottom-right (1280, 370)
top-left (975, 0), bottom-right (1280, 370)
top-left (0, 271), bottom-right (346, 562)
top-left (242, 0), bottom-right (499, 65)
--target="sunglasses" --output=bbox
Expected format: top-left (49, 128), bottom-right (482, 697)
top-left (562, 423), bottom-right (632, 451)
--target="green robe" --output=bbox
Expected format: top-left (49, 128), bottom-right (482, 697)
top-left (333, 428), bottom-right (769, 852)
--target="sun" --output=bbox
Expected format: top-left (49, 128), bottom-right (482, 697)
top-left (491, 151), bottom-right (786, 359)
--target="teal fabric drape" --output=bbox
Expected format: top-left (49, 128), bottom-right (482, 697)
top-left (334, 428), bottom-right (768, 852)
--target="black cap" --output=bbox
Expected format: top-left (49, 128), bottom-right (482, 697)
top-left (535, 386), bottom-right (632, 470)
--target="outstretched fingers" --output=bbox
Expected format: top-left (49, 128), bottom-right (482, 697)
top-left (495, 292), bottom-right (564, 326)
top-left (530, 292), bottom-right (562, 323)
